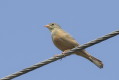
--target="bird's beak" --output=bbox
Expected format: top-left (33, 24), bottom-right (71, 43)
top-left (44, 25), bottom-right (50, 28)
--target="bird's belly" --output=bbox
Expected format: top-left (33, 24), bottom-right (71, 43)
top-left (52, 37), bottom-right (75, 51)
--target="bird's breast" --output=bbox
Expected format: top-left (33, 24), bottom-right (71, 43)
top-left (51, 30), bottom-right (76, 51)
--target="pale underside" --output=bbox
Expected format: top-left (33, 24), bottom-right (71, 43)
top-left (50, 28), bottom-right (103, 68)
top-left (51, 29), bottom-right (79, 51)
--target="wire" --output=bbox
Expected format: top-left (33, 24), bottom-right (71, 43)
top-left (0, 30), bottom-right (119, 80)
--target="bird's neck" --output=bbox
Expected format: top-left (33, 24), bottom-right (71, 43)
top-left (51, 28), bottom-right (59, 35)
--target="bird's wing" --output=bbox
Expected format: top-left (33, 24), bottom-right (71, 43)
top-left (60, 30), bottom-right (79, 47)
top-left (52, 29), bottom-right (79, 51)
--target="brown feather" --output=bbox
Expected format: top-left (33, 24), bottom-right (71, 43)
top-left (45, 23), bottom-right (103, 68)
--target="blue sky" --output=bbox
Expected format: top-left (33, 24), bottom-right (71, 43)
top-left (0, 0), bottom-right (119, 80)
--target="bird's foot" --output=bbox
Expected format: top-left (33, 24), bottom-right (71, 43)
top-left (54, 54), bottom-right (59, 57)
top-left (54, 54), bottom-right (63, 60)
top-left (62, 49), bottom-right (71, 56)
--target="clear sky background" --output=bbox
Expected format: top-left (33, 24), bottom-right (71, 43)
top-left (0, 0), bottom-right (119, 80)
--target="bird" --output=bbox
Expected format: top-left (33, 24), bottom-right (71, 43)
top-left (44, 23), bottom-right (103, 68)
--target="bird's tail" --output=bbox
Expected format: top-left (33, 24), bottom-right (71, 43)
top-left (76, 50), bottom-right (103, 68)
top-left (88, 55), bottom-right (103, 68)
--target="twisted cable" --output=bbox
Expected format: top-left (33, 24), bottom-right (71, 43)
top-left (0, 30), bottom-right (119, 80)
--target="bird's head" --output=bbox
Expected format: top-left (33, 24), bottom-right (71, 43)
top-left (44, 23), bottom-right (61, 31)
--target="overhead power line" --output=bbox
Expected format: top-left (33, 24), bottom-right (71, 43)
top-left (0, 30), bottom-right (119, 80)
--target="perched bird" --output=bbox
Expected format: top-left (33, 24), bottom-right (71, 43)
top-left (44, 23), bottom-right (103, 68)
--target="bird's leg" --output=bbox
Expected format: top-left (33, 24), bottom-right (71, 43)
top-left (62, 49), bottom-right (71, 56)
top-left (54, 49), bottom-right (70, 57)
top-left (53, 54), bottom-right (63, 60)
top-left (53, 49), bottom-right (70, 60)
top-left (54, 54), bottom-right (59, 57)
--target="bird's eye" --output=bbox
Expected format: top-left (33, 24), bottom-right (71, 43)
top-left (51, 23), bottom-right (54, 26)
